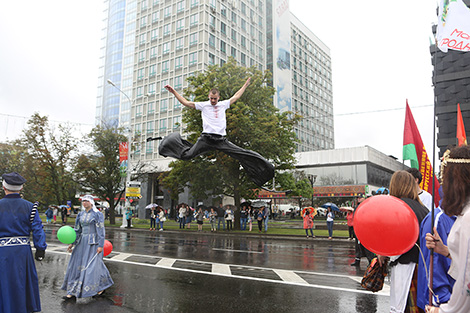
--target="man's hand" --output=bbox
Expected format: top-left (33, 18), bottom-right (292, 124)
top-left (425, 227), bottom-right (449, 257)
top-left (164, 85), bottom-right (175, 94)
top-left (35, 250), bottom-right (45, 261)
top-left (67, 244), bottom-right (73, 253)
top-left (97, 247), bottom-right (103, 254)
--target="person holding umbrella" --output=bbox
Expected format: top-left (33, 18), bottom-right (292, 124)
top-left (326, 207), bottom-right (334, 239)
top-left (302, 207), bottom-right (315, 238)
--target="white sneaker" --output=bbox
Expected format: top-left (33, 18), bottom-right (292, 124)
top-left (159, 228), bottom-right (163, 231)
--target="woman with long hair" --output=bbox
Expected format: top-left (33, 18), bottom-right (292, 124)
top-left (425, 146), bottom-right (470, 313)
top-left (378, 170), bottom-right (428, 313)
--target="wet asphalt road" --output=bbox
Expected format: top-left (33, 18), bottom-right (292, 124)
top-left (35, 226), bottom-right (389, 312)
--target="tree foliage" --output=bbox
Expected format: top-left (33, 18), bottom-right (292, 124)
top-left (161, 59), bottom-right (301, 207)
top-left (74, 125), bottom-right (127, 224)
top-left (18, 113), bottom-right (78, 206)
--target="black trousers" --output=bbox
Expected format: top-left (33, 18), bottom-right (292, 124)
top-left (159, 132), bottom-right (275, 187)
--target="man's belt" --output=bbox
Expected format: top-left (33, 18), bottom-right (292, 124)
top-left (0, 236), bottom-right (30, 247)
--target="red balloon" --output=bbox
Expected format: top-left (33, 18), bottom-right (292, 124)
top-left (354, 195), bottom-right (419, 256)
top-left (103, 240), bottom-right (113, 256)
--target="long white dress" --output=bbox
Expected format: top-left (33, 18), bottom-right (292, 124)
top-left (439, 203), bottom-right (470, 312)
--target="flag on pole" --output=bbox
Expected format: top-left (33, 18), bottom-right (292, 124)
top-left (457, 103), bottom-right (467, 145)
top-left (403, 101), bottom-right (440, 207)
top-left (436, 0), bottom-right (470, 52)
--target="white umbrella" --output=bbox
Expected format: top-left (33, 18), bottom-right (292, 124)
top-left (145, 203), bottom-right (158, 209)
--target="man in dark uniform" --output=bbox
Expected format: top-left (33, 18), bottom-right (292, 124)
top-left (0, 172), bottom-right (47, 313)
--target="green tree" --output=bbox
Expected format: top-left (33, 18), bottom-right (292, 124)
top-left (161, 59), bottom-right (300, 209)
top-left (20, 113), bottom-right (78, 206)
top-left (74, 125), bottom-right (127, 224)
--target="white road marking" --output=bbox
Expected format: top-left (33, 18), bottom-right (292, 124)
top-left (273, 269), bottom-right (309, 285)
top-left (212, 263), bottom-right (231, 275)
top-left (41, 244), bottom-right (390, 296)
top-left (156, 258), bottom-right (176, 267)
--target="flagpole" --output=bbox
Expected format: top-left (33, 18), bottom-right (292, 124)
top-left (429, 38), bottom-right (439, 306)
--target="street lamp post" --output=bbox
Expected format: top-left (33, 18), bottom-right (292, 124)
top-left (107, 79), bottom-right (134, 210)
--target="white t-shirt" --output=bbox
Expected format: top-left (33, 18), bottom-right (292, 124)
top-left (195, 99), bottom-right (231, 136)
top-left (418, 190), bottom-right (434, 211)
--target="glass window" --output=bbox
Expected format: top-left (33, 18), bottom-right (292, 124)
top-left (150, 47), bottom-right (157, 58)
top-left (175, 56), bottom-right (183, 69)
top-left (152, 12), bottom-right (160, 24)
top-left (190, 0), bottom-right (199, 8)
top-left (161, 79), bottom-right (169, 92)
top-left (164, 6), bottom-right (172, 17)
top-left (209, 53), bottom-right (215, 65)
top-left (176, 18), bottom-right (185, 31)
top-left (148, 102), bottom-right (155, 114)
top-left (146, 141), bottom-right (153, 154)
top-left (138, 50), bottom-right (146, 62)
top-left (137, 68), bottom-right (144, 80)
top-left (221, 4), bottom-right (227, 17)
top-left (149, 64), bottom-right (156, 77)
top-left (163, 23), bottom-right (171, 36)
top-left (231, 29), bottom-right (236, 42)
top-left (241, 53), bottom-right (246, 65)
top-left (140, 16), bottom-right (147, 28)
top-left (174, 75), bottom-right (183, 88)
top-left (241, 36), bottom-right (246, 48)
top-left (176, 0), bottom-right (185, 13)
top-left (221, 22), bottom-right (226, 35)
top-left (241, 19), bottom-right (246, 31)
top-left (173, 116), bottom-right (181, 128)
top-left (159, 118), bottom-right (167, 130)
top-left (160, 100), bottom-right (168, 113)
top-left (151, 28), bottom-right (158, 41)
top-left (163, 42), bottom-right (170, 54)
top-left (190, 13), bottom-right (199, 26)
top-left (209, 15), bottom-right (215, 27)
top-left (189, 52), bottom-right (197, 65)
top-left (189, 32), bottom-right (198, 46)
top-left (136, 103), bottom-right (143, 115)
top-left (147, 121), bottom-right (154, 133)
top-left (176, 37), bottom-right (183, 50)
top-left (220, 40), bottom-right (226, 53)
top-left (140, 33), bottom-right (147, 45)
top-left (162, 60), bottom-right (169, 73)
top-left (209, 34), bottom-right (215, 47)
top-left (231, 47), bottom-right (236, 58)
top-left (153, 0), bottom-right (159, 6)
top-left (210, 0), bottom-right (216, 9)
top-left (231, 11), bottom-right (236, 23)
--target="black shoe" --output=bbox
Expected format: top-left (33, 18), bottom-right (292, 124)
top-left (62, 295), bottom-right (76, 301)
top-left (350, 260), bottom-right (360, 266)
top-left (92, 290), bottom-right (106, 298)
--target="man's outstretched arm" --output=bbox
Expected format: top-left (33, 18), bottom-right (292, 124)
top-left (165, 85), bottom-right (195, 109)
top-left (229, 77), bottom-right (251, 105)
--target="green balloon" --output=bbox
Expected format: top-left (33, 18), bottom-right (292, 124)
top-left (57, 226), bottom-right (76, 244)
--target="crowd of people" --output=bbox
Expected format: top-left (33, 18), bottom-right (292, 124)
top-left (171, 202), bottom-right (272, 233)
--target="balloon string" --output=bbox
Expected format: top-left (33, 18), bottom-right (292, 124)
top-left (416, 243), bottom-right (440, 306)
top-left (81, 252), bottom-right (98, 272)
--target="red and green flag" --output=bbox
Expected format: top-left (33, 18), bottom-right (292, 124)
top-left (403, 101), bottom-right (440, 207)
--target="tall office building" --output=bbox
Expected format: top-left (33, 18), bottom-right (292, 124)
top-left (96, 0), bottom-right (333, 156)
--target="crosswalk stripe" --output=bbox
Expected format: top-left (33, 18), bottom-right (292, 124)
top-left (157, 258), bottom-right (176, 267)
top-left (212, 263), bottom-right (231, 275)
top-left (273, 269), bottom-right (309, 285)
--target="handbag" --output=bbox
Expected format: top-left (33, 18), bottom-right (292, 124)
top-left (361, 257), bottom-right (388, 293)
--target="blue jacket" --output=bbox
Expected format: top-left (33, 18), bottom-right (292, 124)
top-left (417, 207), bottom-right (456, 309)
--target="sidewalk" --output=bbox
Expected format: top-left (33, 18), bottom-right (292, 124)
top-left (45, 215), bottom-right (354, 242)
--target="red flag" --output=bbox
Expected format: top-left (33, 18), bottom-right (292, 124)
top-left (457, 103), bottom-right (467, 146)
top-left (402, 100), bottom-right (440, 207)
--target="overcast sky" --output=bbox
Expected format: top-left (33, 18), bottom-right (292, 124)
top-left (0, 0), bottom-right (439, 165)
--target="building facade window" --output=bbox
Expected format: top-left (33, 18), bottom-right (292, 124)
top-left (163, 23), bottom-right (171, 36)
top-left (176, 37), bottom-right (183, 50)
top-left (174, 75), bottom-right (183, 89)
top-left (162, 60), bottom-right (169, 73)
top-left (209, 53), bottom-right (215, 65)
top-left (189, 32), bottom-right (198, 46)
top-left (220, 40), bottom-right (226, 53)
top-left (209, 34), bottom-right (215, 47)
top-left (176, 0), bottom-right (185, 13)
top-left (189, 52), bottom-right (198, 65)
top-left (176, 18), bottom-right (185, 31)
top-left (190, 13), bottom-right (198, 26)
top-left (175, 56), bottom-right (183, 69)
top-left (164, 6), bottom-right (172, 18)
top-left (163, 42), bottom-right (170, 54)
